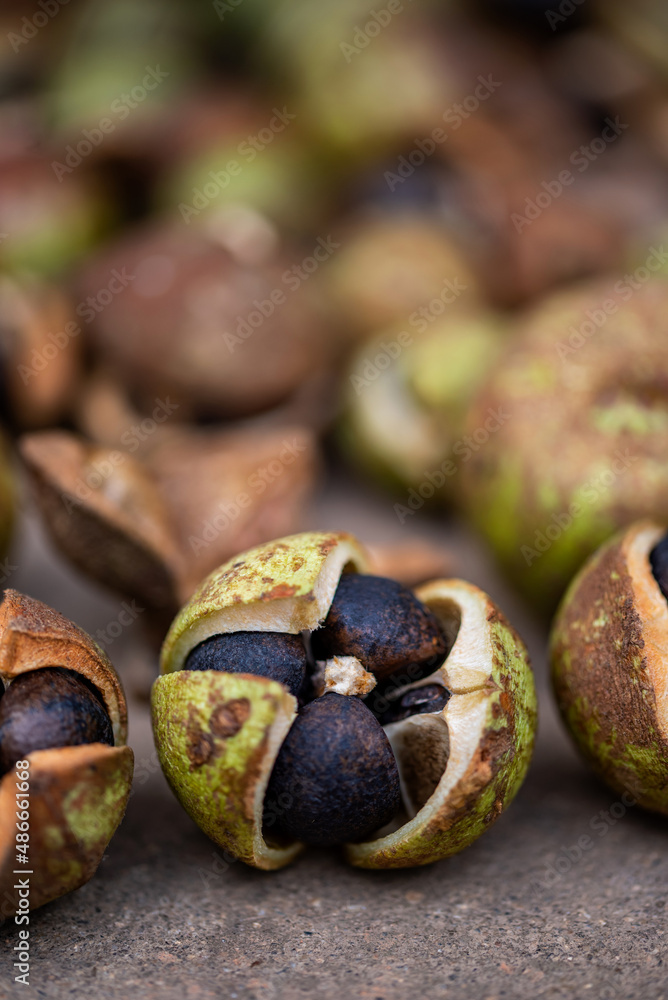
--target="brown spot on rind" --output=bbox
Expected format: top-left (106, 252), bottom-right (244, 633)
top-left (187, 730), bottom-right (215, 768)
top-left (318, 539), bottom-right (338, 556)
top-left (210, 698), bottom-right (251, 739)
top-left (241, 731), bottom-right (270, 821)
top-left (261, 583), bottom-right (298, 601)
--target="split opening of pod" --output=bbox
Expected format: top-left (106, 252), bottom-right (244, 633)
top-left (0, 667), bottom-right (114, 778)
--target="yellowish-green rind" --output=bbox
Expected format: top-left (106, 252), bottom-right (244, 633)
top-left (160, 531), bottom-right (369, 673)
top-left (346, 580), bottom-right (537, 868)
top-left (550, 520), bottom-right (668, 812)
top-left (0, 744), bottom-right (134, 917)
top-left (151, 671), bottom-right (300, 870)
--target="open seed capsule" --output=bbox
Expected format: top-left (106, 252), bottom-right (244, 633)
top-left (0, 591), bottom-right (134, 915)
top-left (152, 531), bottom-right (536, 869)
top-left (551, 520), bottom-right (668, 812)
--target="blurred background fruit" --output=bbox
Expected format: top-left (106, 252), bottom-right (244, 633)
top-left (1, 0), bottom-right (668, 639)
top-left (341, 309), bottom-right (505, 496)
top-left (461, 278), bottom-right (668, 613)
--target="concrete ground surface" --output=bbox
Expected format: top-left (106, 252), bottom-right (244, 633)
top-left (0, 471), bottom-right (666, 1000)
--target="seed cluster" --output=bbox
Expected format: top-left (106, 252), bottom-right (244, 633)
top-left (183, 573), bottom-right (451, 846)
top-left (0, 667), bottom-right (114, 776)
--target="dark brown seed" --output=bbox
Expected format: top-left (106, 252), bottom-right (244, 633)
top-left (650, 535), bottom-right (668, 600)
top-left (310, 574), bottom-right (447, 682)
top-left (0, 667), bottom-right (114, 776)
top-left (378, 683), bottom-right (451, 725)
top-left (263, 692), bottom-right (401, 847)
top-left (184, 631), bottom-right (308, 698)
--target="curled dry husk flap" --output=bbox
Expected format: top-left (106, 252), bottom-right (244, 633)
top-left (551, 520), bottom-right (668, 813)
top-left (0, 591), bottom-right (133, 912)
top-left (153, 532), bottom-right (536, 870)
top-left (20, 425), bottom-right (317, 621)
top-left (20, 431), bottom-right (182, 616)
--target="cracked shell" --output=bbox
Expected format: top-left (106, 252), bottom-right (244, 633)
top-left (551, 520), bottom-right (668, 812)
top-left (153, 531), bottom-right (537, 870)
top-left (0, 591), bottom-right (133, 915)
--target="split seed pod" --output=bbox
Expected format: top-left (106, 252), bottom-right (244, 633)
top-left (152, 531), bottom-right (536, 870)
top-left (0, 591), bottom-right (133, 915)
top-left (551, 521), bottom-right (668, 812)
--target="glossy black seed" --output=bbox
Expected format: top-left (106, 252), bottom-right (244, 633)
top-left (650, 535), bottom-right (668, 600)
top-left (379, 684), bottom-right (451, 725)
top-left (0, 668), bottom-right (114, 776)
top-left (311, 574), bottom-right (448, 682)
top-left (263, 692), bottom-right (401, 847)
top-left (184, 631), bottom-right (308, 697)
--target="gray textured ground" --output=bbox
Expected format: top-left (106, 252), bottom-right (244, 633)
top-left (1, 473), bottom-right (666, 1000)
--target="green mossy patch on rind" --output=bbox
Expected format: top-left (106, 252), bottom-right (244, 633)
top-left (41, 747), bottom-right (134, 903)
top-left (61, 751), bottom-right (134, 853)
top-left (551, 530), bottom-right (668, 813)
top-left (0, 744), bottom-right (134, 913)
top-left (347, 610), bottom-right (537, 868)
top-left (151, 671), bottom-right (300, 870)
